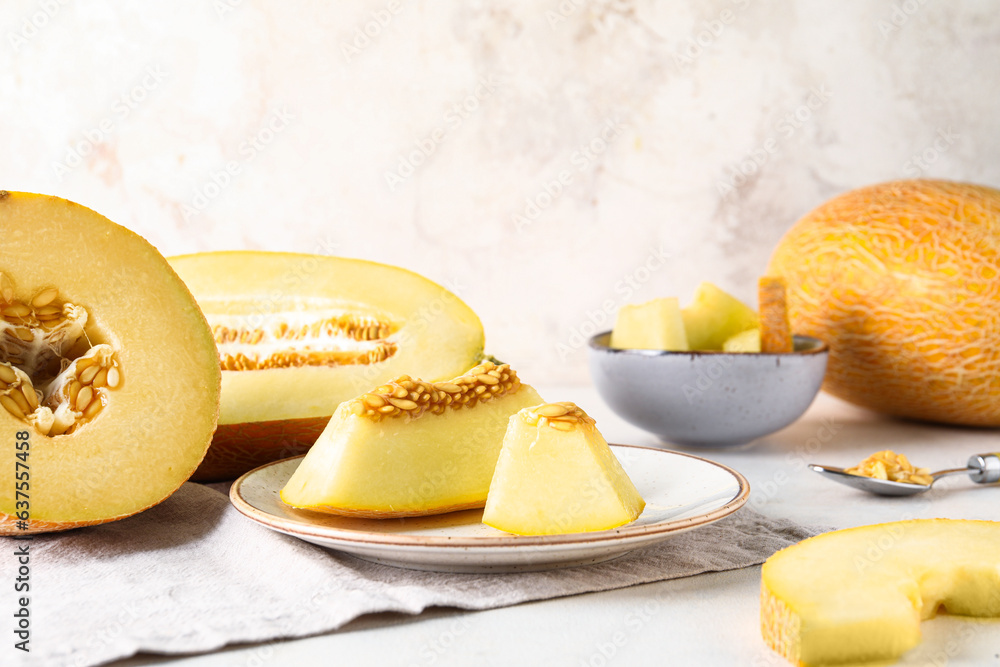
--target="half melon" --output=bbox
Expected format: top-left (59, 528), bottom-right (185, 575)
top-left (280, 362), bottom-right (543, 517)
top-left (168, 251), bottom-right (485, 481)
top-left (0, 192), bottom-right (220, 534)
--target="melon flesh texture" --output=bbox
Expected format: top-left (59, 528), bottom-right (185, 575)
top-left (723, 328), bottom-right (761, 352)
top-left (0, 192), bottom-right (220, 533)
top-left (281, 363), bottom-right (543, 517)
top-left (681, 282), bottom-right (759, 350)
top-left (610, 298), bottom-right (688, 351)
top-left (761, 519), bottom-right (1000, 665)
top-left (483, 403), bottom-right (645, 535)
top-left (768, 179), bottom-right (1000, 426)
top-left (169, 251), bottom-right (485, 481)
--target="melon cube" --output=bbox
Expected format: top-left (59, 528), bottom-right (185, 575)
top-left (681, 282), bottom-right (758, 350)
top-left (609, 298), bottom-right (688, 351)
top-left (722, 328), bottom-right (761, 353)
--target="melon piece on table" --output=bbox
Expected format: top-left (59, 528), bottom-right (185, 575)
top-left (169, 251), bottom-right (485, 481)
top-left (483, 402), bottom-right (645, 535)
top-left (761, 519), bottom-right (1000, 665)
top-left (280, 361), bottom-right (543, 518)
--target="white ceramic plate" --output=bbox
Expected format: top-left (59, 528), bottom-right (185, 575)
top-left (229, 445), bottom-right (750, 573)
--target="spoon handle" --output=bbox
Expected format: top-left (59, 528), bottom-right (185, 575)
top-left (968, 453), bottom-right (1000, 484)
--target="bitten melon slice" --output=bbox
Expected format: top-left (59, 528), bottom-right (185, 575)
top-left (169, 251), bottom-right (485, 481)
top-left (280, 361), bottom-right (543, 517)
top-left (681, 282), bottom-right (759, 350)
top-left (761, 519), bottom-right (1000, 666)
top-left (482, 402), bottom-right (644, 535)
top-left (0, 192), bottom-right (220, 534)
top-left (610, 298), bottom-right (688, 351)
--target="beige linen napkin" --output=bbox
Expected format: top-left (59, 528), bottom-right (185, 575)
top-left (0, 482), bottom-right (819, 667)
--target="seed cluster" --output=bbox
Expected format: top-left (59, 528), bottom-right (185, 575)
top-left (0, 364), bottom-right (40, 422)
top-left (213, 314), bottom-right (398, 371)
top-left (220, 342), bottom-right (397, 371)
top-left (39, 344), bottom-right (121, 436)
top-left (213, 315), bottom-right (392, 345)
top-left (1, 277), bottom-right (88, 378)
top-left (0, 276), bottom-right (122, 436)
top-left (845, 449), bottom-right (933, 486)
top-left (349, 361), bottom-right (521, 422)
top-left (521, 402), bottom-right (596, 432)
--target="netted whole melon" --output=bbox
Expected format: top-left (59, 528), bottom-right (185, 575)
top-left (768, 179), bottom-right (1000, 426)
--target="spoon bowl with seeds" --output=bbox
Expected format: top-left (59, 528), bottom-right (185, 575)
top-left (811, 450), bottom-right (1000, 497)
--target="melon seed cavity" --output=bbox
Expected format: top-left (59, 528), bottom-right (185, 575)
top-left (210, 312), bottom-right (399, 371)
top-left (0, 273), bottom-right (122, 436)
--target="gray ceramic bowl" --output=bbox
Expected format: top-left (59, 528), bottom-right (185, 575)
top-left (588, 332), bottom-right (828, 448)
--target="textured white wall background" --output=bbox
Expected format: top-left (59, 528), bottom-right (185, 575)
top-left (2, 0), bottom-right (998, 383)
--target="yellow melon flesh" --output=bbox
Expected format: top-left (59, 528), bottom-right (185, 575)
top-left (723, 328), bottom-right (761, 352)
top-left (168, 251), bottom-right (485, 480)
top-left (610, 298), bottom-right (688, 351)
top-left (681, 282), bottom-right (759, 350)
top-left (761, 519), bottom-right (1000, 665)
top-left (0, 192), bottom-right (220, 533)
top-left (280, 362), bottom-right (543, 517)
top-left (768, 179), bottom-right (1000, 426)
top-left (482, 402), bottom-right (644, 535)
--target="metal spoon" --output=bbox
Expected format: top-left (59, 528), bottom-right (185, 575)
top-left (810, 453), bottom-right (1000, 496)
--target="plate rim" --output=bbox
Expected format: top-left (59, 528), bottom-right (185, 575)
top-left (229, 444), bottom-right (750, 549)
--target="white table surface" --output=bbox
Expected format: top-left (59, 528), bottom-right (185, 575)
top-left (112, 386), bottom-right (1000, 667)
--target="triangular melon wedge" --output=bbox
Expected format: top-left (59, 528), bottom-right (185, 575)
top-left (280, 362), bottom-right (543, 517)
top-left (482, 402), bottom-right (645, 535)
top-left (761, 519), bottom-right (1000, 665)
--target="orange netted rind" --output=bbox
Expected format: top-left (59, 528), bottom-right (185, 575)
top-left (768, 179), bottom-right (1000, 426)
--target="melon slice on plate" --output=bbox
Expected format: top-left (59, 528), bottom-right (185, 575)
top-left (482, 402), bottom-right (645, 535)
top-left (0, 192), bottom-right (220, 534)
top-left (610, 297), bottom-right (688, 351)
top-left (280, 361), bottom-right (543, 517)
top-left (169, 251), bottom-right (485, 481)
top-left (761, 519), bottom-right (1000, 665)
top-left (681, 282), bottom-right (759, 350)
